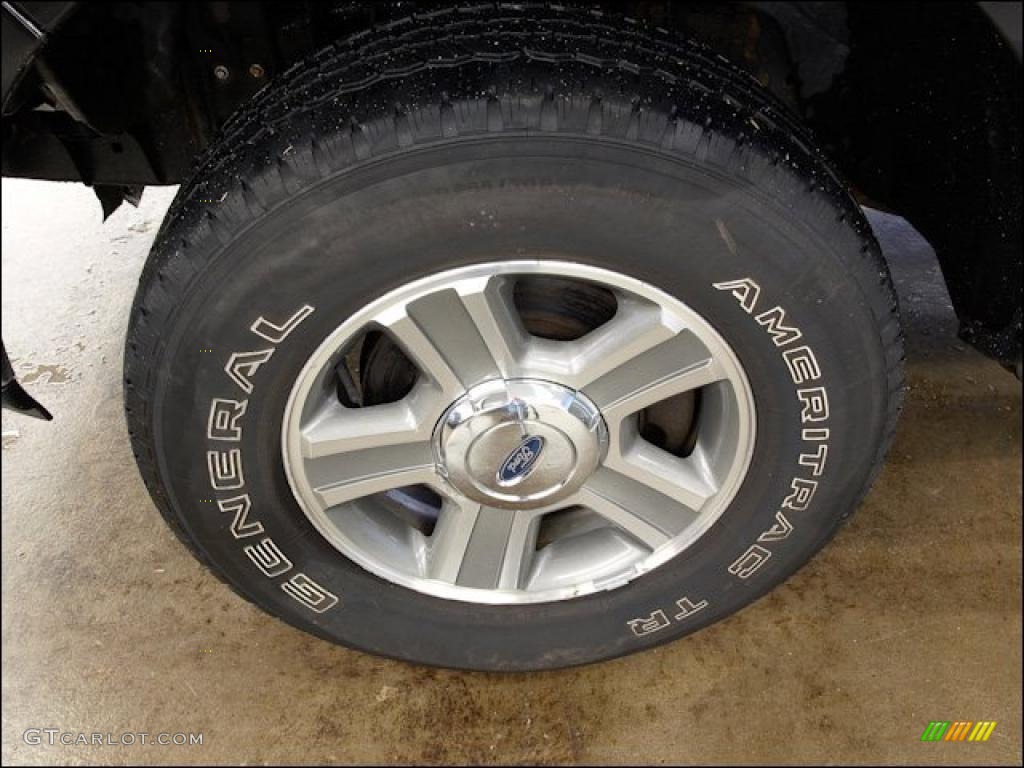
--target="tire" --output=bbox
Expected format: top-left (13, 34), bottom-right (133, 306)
top-left (124, 4), bottom-right (904, 671)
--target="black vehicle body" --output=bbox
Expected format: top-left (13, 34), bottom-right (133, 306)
top-left (1, 0), bottom-right (1021, 420)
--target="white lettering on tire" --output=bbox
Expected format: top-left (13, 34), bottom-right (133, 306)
top-left (628, 595), bottom-right (711, 637)
top-left (625, 276), bottom-right (834, 637)
top-left (251, 304), bottom-right (315, 343)
top-left (207, 449), bottom-right (244, 490)
top-left (203, 305), bottom-right (340, 614)
top-left (727, 544), bottom-right (772, 579)
top-left (244, 538), bottom-right (294, 578)
top-left (281, 573), bottom-right (340, 614)
top-left (217, 494), bottom-right (264, 539)
top-left (207, 398), bottom-right (247, 441)
top-left (715, 276), bottom-right (831, 579)
top-left (224, 349), bottom-right (274, 395)
top-left (673, 597), bottom-right (709, 621)
top-left (757, 511), bottom-right (794, 543)
top-left (627, 610), bottom-right (672, 637)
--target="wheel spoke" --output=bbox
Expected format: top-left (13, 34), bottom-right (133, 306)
top-left (456, 274), bottom-right (528, 379)
top-left (299, 388), bottom-right (438, 459)
top-left (425, 499), bottom-right (479, 583)
top-left (581, 328), bottom-right (725, 421)
top-left (514, 293), bottom-right (678, 387)
top-left (309, 441), bottom-right (438, 508)
top-left (574, 490), bottom-right (671, 550)
top-left (376, 275), bottom-right (523, 398)
top-left (579, 465), bottom-right (705, 547)
top-left (428, 500), bottom-right (538, 590)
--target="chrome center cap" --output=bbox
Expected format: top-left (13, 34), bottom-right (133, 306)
top-left (434, 379), bottom-right (607, 510)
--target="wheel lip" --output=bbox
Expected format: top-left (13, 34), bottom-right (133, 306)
top-left (281, 259), bottom-right (757, 605)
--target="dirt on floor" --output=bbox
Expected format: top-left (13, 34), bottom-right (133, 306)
top-left (1, 179), bottom-right (1021, 766)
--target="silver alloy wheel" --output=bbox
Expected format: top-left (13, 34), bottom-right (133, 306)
top-left (282, 261), bottom-right (756, 604)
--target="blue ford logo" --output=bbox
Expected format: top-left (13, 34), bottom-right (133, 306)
top-left (497, 435), bottom-right (545, 485)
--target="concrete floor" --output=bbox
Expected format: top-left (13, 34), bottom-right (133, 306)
top-left (1, 178), bottom-right (1020, 766)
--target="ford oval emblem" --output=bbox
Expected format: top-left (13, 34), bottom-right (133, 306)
top-left (497, 435), bottom-right (545, 486)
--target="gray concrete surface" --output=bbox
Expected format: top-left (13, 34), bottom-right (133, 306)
top-left (1, 178), bottom-right (1021, 766)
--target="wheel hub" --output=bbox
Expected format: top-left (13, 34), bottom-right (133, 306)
top-left (434, 379), bottom-right (607, 510)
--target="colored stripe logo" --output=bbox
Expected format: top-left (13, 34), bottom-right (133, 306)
top-left (921, 721), bottom-right (997, 742)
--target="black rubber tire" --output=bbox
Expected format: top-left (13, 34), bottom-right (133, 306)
top-left (124, 4), bottom-right (904, 671)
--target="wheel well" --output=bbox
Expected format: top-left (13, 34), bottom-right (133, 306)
top-left (1, 1), bottom-right (1020, 371)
